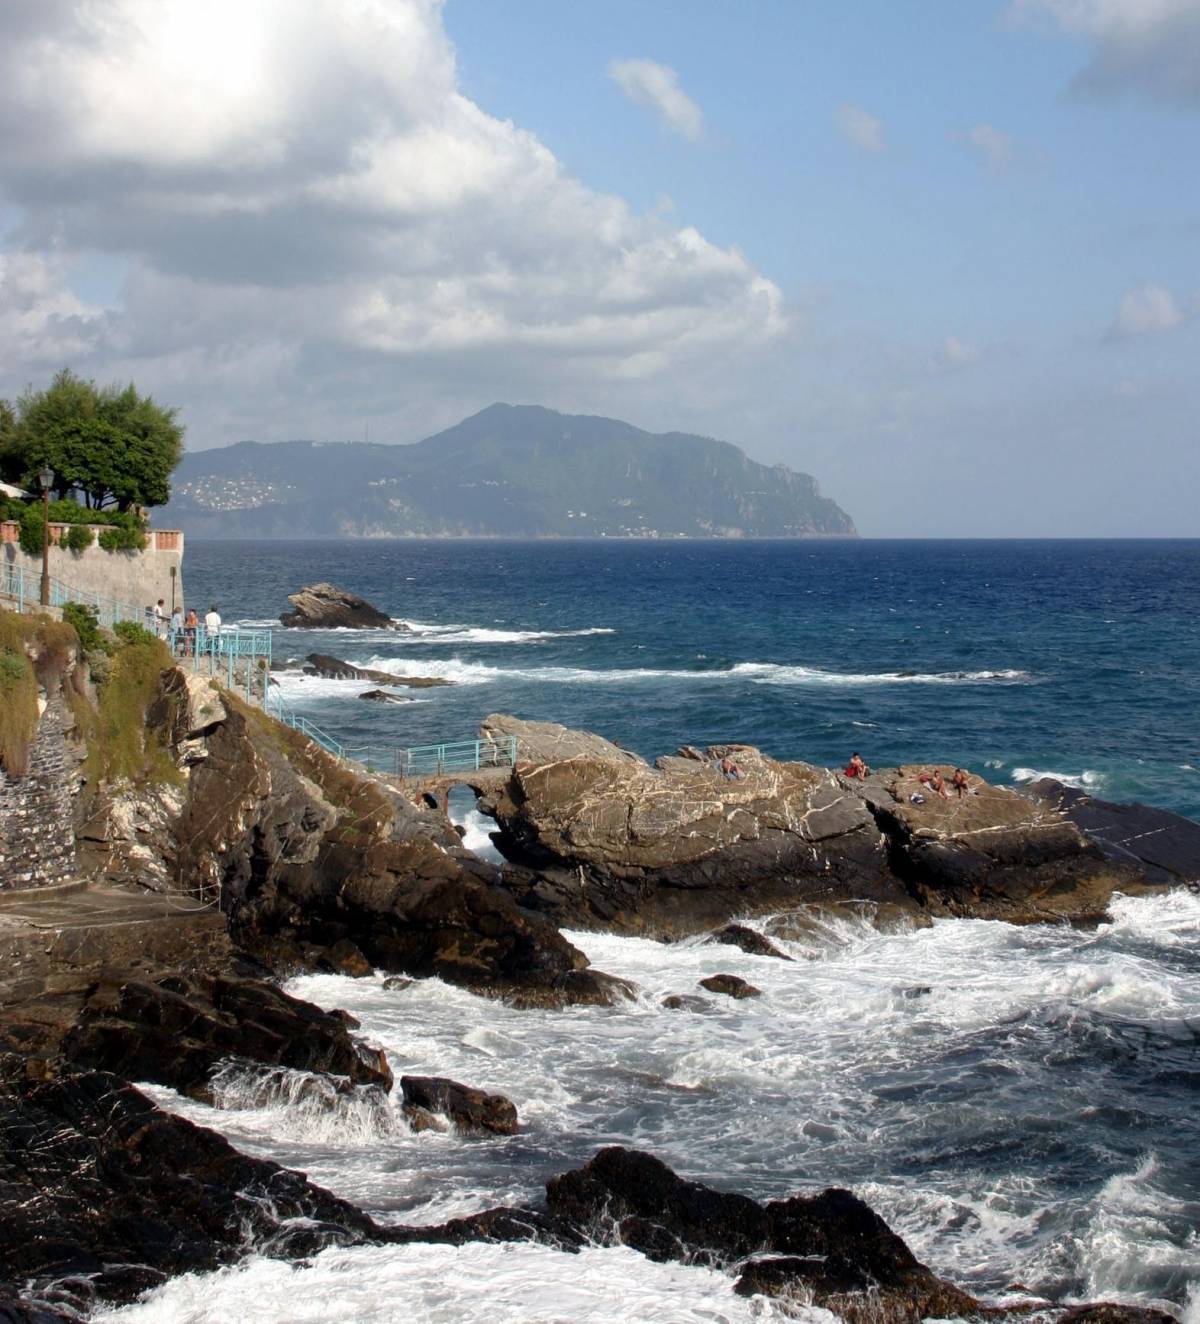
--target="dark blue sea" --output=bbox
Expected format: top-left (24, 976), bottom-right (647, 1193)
top-left (109, 538), bottom-right (1198, 1323)
top-left (185, 538), bottom-right (1200, 818)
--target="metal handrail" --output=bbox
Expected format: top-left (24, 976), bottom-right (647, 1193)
top-left (395, 736), bottom-right (518, 779)
top-left (1, 559), bottom-right (147, 628)
top-left (264, 688), bottom-right (347, 760)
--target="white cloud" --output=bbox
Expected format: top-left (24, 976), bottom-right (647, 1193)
top-left (1108, 284), bottom-right (1186, 338)
top-left (932, 337), bottom-right (980, 371)
top-left (1012, 0), bottom-right (1200, 102)
top-left (836, 103), bottom-right (885, 153)
top-left (607, 58), bottom-right (704, 141)
top-left (0, 2), bottom-right (782, 441)
top-left (965, 123), bottom-right (1015, 172)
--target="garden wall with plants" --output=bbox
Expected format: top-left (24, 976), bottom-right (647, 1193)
top-left (0, 525), bottom-right (185, 618)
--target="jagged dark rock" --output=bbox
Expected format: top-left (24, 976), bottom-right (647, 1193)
top-left (0, 1059), bottom-right (387, 1312)
top-left (401, 1075), bottom-right (519, 1135)
top-left (699, 973), bottom-right (761, 1000)
top-left (1024, 778), bottom-right (1200, 885)
top-left (543, 1147), bottom-right (979, 1324)
top-left (280, 583), bottom-right (401, 629)
top-left (1057, 1307), bottom-right (1180, 1324)
top-left (359, 688), bottom-right (411, 703)
top-left (62, 973), bottom-right (393, 1101)
top-left (705, 923), bottom-right (792, 960)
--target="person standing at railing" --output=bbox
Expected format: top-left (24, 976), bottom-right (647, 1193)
top-left (204, 604), bottom-right (222, 640)
top-left (153, 598), bottom-right (167, 637)
top-left (184, 607), bottom-right (198, 657)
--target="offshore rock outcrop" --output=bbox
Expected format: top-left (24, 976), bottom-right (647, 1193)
top-left (280, 582), bottom-right (401, 629)
top-left (480, 716), bottom-right (1164, 933)
top-left (481, 716), bottom-right (896, 938)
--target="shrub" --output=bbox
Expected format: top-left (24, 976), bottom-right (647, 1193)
top-left (64, 523), bottom-right (92, 552)
top-left (98, 525), bottom-right (148, 552)
top-left (63, 602), bottom-right (104, 653)
top-left (87, 635), bottom-right (179, 786)
top-left (0, 645), bottom-right (38, 777)
top-left (18, 504), bottom-right (44, 555)
top-left (113, 619), bottom-right (157, 647)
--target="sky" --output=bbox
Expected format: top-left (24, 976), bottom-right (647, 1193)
top-left (0, 0), bottom-right (1196, 536)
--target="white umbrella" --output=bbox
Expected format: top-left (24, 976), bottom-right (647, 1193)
top-left (0, 480), bottom-right (30, 499)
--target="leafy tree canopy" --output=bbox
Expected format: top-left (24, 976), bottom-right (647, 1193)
top-left (1, 369), bottom-right (185, 510)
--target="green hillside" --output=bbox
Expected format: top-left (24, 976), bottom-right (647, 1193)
top-left (162, 404), bottom-right (856, 539)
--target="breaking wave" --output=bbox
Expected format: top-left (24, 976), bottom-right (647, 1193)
top-left (353, 655), bottom-right (1033, 689)
top-left (1011, 767), bottom-right (1106, 791)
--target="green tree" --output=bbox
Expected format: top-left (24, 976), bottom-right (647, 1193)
top-left (12, 369), bottom-right (185, 511)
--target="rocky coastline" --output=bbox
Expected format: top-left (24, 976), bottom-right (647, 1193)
top-left (1, 618), bottom-right (1196, 1321)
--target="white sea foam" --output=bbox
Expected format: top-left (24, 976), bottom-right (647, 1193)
top-left (453, 806), bottom-right (504, 863)
top-left (352, 654), bottom-right (1033, 689)
top-left (128, 892), bottom-right (1199, 1318)
top-left (1011, 767), bottom-right (1106, 790)
top-left (396, 621), bottom-right (616, 645)
top-left (93, 1242), bottom-right (803, 1323)
top-left (730, 662), bottom-right (1032, 686)
top-left (262, 616), bottom-right (616, 646)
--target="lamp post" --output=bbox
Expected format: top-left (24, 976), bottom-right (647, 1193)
top-left (37, 466), bottom-right (53, 607)
top-left (169, 564), bottom-right (177, 613)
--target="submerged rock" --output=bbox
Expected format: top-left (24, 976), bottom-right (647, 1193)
top-left (705, 923), bottom-right (792, 960)
top-left (305, 653), bottom-right (450, 687)
top-left (400, 1075), bottom-right (519, 1136)
top-left (699, 973), bottom-right (761, 1000)
top-left (280, 583), bottom-right (401, 630)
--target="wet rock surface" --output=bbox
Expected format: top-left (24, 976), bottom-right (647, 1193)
top-left (280, 583), bottom-right (401, 630)
top-left (400, 1074), bottom-right (519, 1135)
top-left (705, 922), bottom-right (793, 960)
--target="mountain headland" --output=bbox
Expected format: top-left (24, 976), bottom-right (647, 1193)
top-left (162, 403), bottom-right (856, 539)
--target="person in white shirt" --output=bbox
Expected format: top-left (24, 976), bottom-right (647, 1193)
top-left (204, 604), bottom-right (222, 636)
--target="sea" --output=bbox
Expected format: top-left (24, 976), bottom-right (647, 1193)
top-left (97, 539), bottom-right (1199, 1323)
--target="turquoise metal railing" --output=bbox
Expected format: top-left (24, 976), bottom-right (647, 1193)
top-left (395, 736), bottom-right (518, 779)
top-left (264, 688), bottom-right (349, 759)
top-left (1, 559), bottom-right (147, 628)
top-left (167, 623), bottom-right (273, 703)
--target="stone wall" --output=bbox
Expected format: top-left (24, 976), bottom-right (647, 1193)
top-left (0, 527), bottom-right (185, 617)
top-left (0, 693), bottom-right (77, 890)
